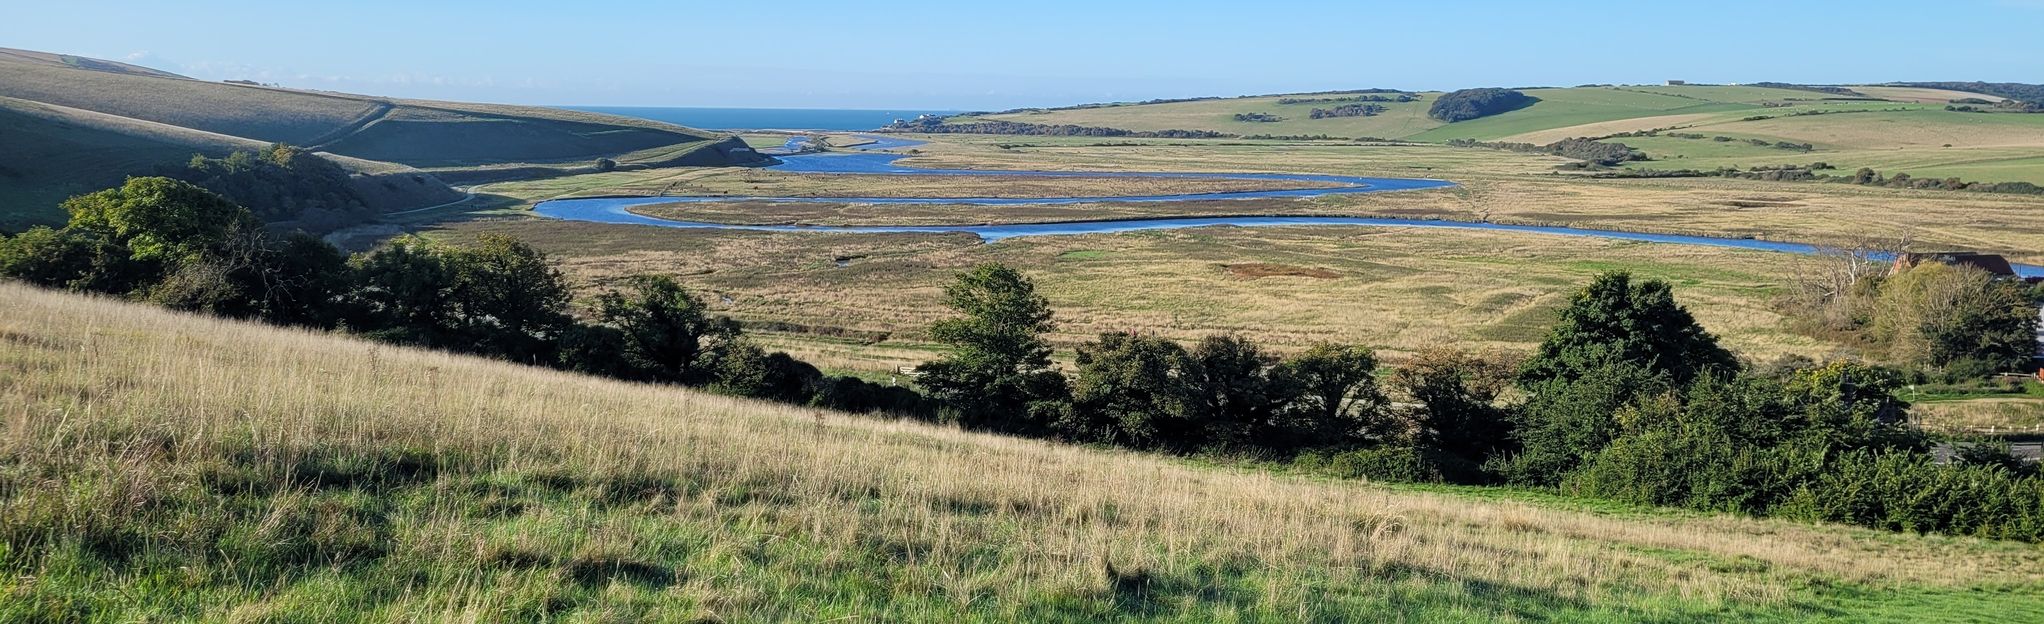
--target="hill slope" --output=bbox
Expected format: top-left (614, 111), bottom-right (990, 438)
top-left (0, 47), bottom-right (767, 230)
top-left (0, 47), bottom-right (761, 168)
top-left (1, 282), bottom-right (2039, 621)
top-left (0, 96), bottom-right (460, 231)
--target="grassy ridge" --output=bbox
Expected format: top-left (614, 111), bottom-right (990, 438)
top-left (968, 84), bottom-right (2044, 183)
top-left (0, 46), bottom-right (768, 230)
top-left (3, 284), bottom-right (2042, 621)
top-left (0, 48), bottom-right (737, 167)
top-left (0, 97), bottom-right (459, 231)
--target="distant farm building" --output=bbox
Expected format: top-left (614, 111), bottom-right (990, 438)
top-left (1667, 80), bottom-right (1687, 86)
top-left (1889, 251), bottom-right (2017, 278)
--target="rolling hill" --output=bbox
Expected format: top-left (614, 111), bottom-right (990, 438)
top-left (0, 47), bottom-right (768, 231)
top-left (3, 281), bottom-right (2040, 620)
top-left (954, 83), bottom-right (2044, 184)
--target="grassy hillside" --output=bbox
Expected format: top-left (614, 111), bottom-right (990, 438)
top-left (0, 47), bottom-right (757, 169)
top-left (965, 84), bottom-right (2044, 183)
top-left (5, 285), bottom-right (2038, 621)
top-left (0, 47), bottom-right (769, 231)
top-left (0, 97), bottom-right (459, 231)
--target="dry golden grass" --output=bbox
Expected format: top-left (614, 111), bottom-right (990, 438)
top-left (429, 217), bottom-right (1833, 371)
top-left (3, 282), bottom-right (2041, 620)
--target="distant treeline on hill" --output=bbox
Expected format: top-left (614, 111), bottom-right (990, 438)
top-left (1232, 112), bottom-right (1283, 122)
top-left (1428, 88), bottom-right (1539, 122)
top-left (1447, 138), bottom-right (1645, 166)
top-left (1309, 104), bottom-right (1387, 119)
top-left (1599, 163), bottom-right (2044, 196)
top-left (1277, 93), bottom-right (1417, 105)
top-left (882, 117), bottom-right (1230, 139)
top-left (1748, 82), bottom-right (1865, 97)
top-left (1948, 101), bottom-right (2044, 113)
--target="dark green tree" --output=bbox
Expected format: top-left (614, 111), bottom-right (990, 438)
top-left (348, 236), bottom-right (460, 344)
top-left (1268, 342), bottom-right (1384, 448)
top-left (1187, 335), bottom-right (1294, 448)
top-left (591, 275), bottom-right (739, 383)
top-left (348, 234), bottom-right (572, 363)
top-left (1502, 358), bottom-right (1670, 486)
top-left (916, 263), bottom-right (1069, 432)
top-left (1519, 271), bottom-right (1736, 388)
top-left (1391, 347), bottom-right (1518, 461)
top-left (444, 234), bottom-right (574, 363)
top-left (1063, 332), bottom-right (1197, 447)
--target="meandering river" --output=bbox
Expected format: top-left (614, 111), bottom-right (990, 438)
top-left (532, 137), bottom-right (2044, 277)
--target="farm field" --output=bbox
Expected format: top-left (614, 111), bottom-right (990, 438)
top-left (964, 84), bottom-right (2044, 184)
top-left (3, 283), bottom-right (2040, 621)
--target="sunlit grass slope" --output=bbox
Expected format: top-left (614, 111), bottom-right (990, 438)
top-left (1, 283), bottom-right (2041, 621)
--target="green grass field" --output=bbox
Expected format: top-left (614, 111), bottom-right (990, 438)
top-left (5, 283), bottom-right (2041, 621)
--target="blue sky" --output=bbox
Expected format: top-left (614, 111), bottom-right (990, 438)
top-left (6, 0), bottom-right (2041, 110)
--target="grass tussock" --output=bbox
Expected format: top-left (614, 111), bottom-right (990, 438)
top-left (1, 282), bottom-right (2041, 621)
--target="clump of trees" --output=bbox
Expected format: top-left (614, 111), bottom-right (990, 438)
top-left (912, 263), bottom-right (1396, 453)
top-left (0, 177), bottom-right (924, 415)
top-left (1232, 113), bottom-right (1284, 122)
top-left (1789, 256), bottom-right (2038, 377)
top-left (1308, 104), bottom-right (1387, 119)
top-left (1598, 164), bottom-right (2044, 196)
top-left (1447, 138), bottom-right (1645, 166)
top-left (1428, 88), bottom-right (1538, 122)
top-left (1277, 93), bottom-right (1416, 105)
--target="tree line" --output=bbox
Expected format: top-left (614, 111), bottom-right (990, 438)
top-left (1277, 93), bottom-right (1417, 105)
top-left (1308, 104), bottom-right (1387, 119)
top-left (1598, 164), bottom-right (2044, 196)
top-left (1446, 138), bottom-right (1645, 166)
top-left (906, 266), bottom-right (2044, 541)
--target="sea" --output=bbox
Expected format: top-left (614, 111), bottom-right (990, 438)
top-left (565, 106), bottom-right (957, 131)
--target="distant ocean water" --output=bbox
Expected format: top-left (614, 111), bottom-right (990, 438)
top-left (565, 106), bottom-right (957, 131)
